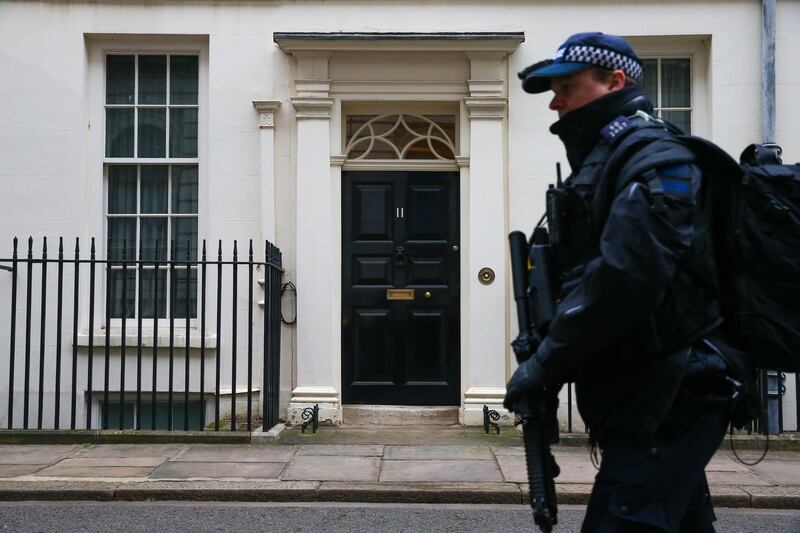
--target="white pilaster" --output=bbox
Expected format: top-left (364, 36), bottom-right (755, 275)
top-left (462, 51), bottom-right (511, 425)
top-left (253, 100), bottom-right (281, 245)
top-left (287, 50), bottom-right (340, 424)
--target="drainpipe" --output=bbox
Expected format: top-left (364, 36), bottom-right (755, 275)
top-left (762, 0), bottom-right (776, 144)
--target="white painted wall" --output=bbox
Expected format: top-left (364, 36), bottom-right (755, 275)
top-left (0, 0), bottom-right (797, 429)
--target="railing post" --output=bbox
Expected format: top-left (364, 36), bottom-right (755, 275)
top-left (86, 238), bottom-right (96, 430)
top-left (103, 237), bottom-right (111, 430)
top-left (261, 241), bottom-right (273, 431)
top-left (247, 240), bottom-right (254, 432)
top-left (70, 238), bottom-right (79, 430)
top-left (184, 239), bottom-right (191, 431)
top-left (23, 237), bottom-right (33, 429)
top-left (151, 240), bottom-right (160, 430)
top-left (119, 238), bottom-right (127, 430)
top-left (215, 241), bottom-right (222, 431)
top-left (136, 241), bottom-right (143, 430)
top-left (199, 240), bottom-right (207, 431)
top-left (168, 239), bottom-right (175, 431)
top-left (231, 240), bottom-right (238, 431)
top-left (37, 237), bottom-right (47, 429)
top-left (54, 237), bottom-right (64, 429)
top-left (7, 237), bottom-right (18, 429)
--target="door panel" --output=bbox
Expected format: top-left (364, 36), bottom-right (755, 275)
top-left (353, 309), bottom-right (394, 382)
top-left (342, 171), bottom-right (460, 405)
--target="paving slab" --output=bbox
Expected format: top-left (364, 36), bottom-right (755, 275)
top-left (742, 485), bottom-right (800, 509)
top-left (33, 464), bottom-right (157, 478)
top-left (384, 445), bottom-right (492, 460)
top-left (496, 454), bottom-right (597, 484)
top-left (172, 444), bottom-right (296, 463)
top-left (0, 464), bottom-right (47, 477)
top-left (749, 459), bottom-right (800, 485)
top-left (706, 454), bottom-right (752, 473)
top-left (114, 480), bottom-right (321, 502)
top-left (380, 460), bottom-right (503, 482)
top-left (72, 444), bottom-right (186, 459)
top-left (706, 470), bottom-right (770, 486)
top-left (282, 456), bottom-right (380, 482)
top-left (296, 444), bottom-right (384, 457)
top-left (491, 445), bottom-right (525, 457)
top-left (317, 481), bottom-right (522, 504)
top-left (0, 445), bottom-right (78, 464)
top-left (44, 457), bottom-right (166, 468)
top-left (151, 461), bottom-right (285, 480)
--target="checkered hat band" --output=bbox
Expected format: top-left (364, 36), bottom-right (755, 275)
top-left (562, 45), bottom-right (643, 82)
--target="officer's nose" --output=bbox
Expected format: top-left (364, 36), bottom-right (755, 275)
top-left (549, 94), bottom-right (562, 112)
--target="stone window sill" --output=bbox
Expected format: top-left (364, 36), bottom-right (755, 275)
top-left (76, 332), bottom-right (217, 349)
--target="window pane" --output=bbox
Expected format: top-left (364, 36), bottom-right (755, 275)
top-left (171, 268), bottom-right (197, 319)
top-left (170, 56), bottom-right (199, 105)
top-left (141, 166), bottom-right (168, 213)
top-left (105, 108), bottom-right (134, 157)
top-left (109, 269), bottom-right (136, 319)
top-left (106, 55), bottom-right (134, 105)
top-left (140, 269), bottom-right (167, 319)
top-left (141, 218), bottom-right (168, 260)
top-left (108, 165), bottom-right (137, 214)
top-left (662, 110), bottom-right (691, 134)
top-left (172, 217), bottom-right (198, 262)
top-left (108, 218), bottom-right (136, 261)
top-left (138, 108), bottom-right (166, 157)
top-left (138, 55), bottom-right (167, 105)
top-left (642, 59), bottom-right (658, 104)
top-left (172, 166), bottom-right (198, 213)
top-left (101, 401), bottom-right (135, 429)
top-left (169, 108), bottom-right (198, 158)
top-left (661, 59), bottom-right (691, 108)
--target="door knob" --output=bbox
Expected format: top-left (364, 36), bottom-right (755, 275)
top-left (424, 291), bottom-right (432, 299)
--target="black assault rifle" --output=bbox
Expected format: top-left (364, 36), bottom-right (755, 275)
top-left (509, 216), bottom-right (562, 531)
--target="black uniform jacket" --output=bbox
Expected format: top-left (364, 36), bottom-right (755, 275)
top-left (534, 86), bottom-right (733, 443)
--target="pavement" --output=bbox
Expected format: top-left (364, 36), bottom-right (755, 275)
top-left (0, 426), bottom-right (798, 509)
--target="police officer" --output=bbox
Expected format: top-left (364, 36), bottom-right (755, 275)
top-left (504, 33), bottom-right (753, 532)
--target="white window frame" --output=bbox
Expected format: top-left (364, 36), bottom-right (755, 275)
top-left (642, 56), bottom-right (693, 132)
top-left (86, 35), bottom-right (208, 335)
top-left (626, 35), bottom-right (710, 138)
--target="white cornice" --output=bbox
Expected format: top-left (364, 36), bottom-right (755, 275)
top-left (274, 32), bottom-right (525, 54)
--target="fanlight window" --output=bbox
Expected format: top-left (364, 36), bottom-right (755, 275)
top-left (345, 114), bottom-right (456, 160)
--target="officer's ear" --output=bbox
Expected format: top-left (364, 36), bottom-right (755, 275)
top-left (608, 69), bottom-right (626, 91)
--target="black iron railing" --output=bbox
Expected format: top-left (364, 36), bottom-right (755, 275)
top-left (1, 237), bottom-right (283, 432)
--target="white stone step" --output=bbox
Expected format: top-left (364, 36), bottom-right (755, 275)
top-left (342, 405), bottom-right (460, 426)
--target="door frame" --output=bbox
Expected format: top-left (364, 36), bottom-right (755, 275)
top-left (278, 37), bottom-right (518, 426)
top-left (340, 169), bottom-right (462, 406)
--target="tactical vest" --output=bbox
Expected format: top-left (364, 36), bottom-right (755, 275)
top-left (552, 114), bottom-right (723, 358)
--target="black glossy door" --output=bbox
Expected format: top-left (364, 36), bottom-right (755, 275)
top-left (342, 171), bottom-right (460, 405)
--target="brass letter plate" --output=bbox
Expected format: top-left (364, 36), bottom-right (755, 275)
top-left (386, 288), bottom-right (415, 301)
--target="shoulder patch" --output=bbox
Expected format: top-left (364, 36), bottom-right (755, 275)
top-left (656, 164), bottom-right (693, 198)
top-left (600, 116), bottom-right (632, 144)
top-left (657, 163), bottom-right (691, 178)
